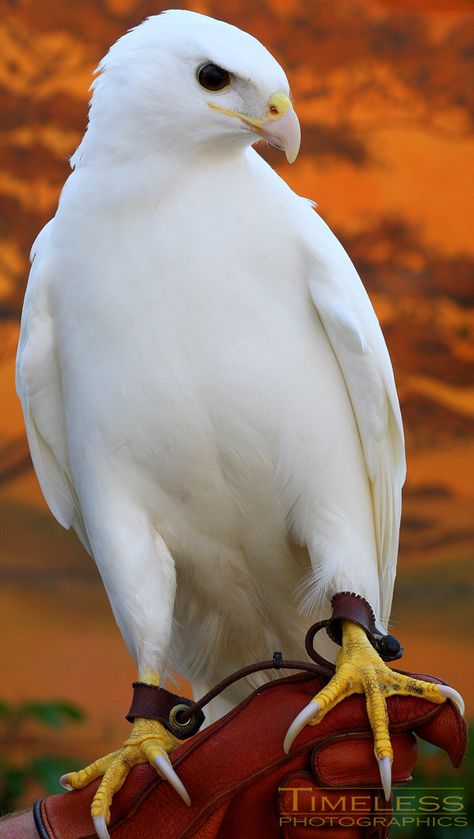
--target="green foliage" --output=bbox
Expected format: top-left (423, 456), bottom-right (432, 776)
top-left (15, 700), bottom-right (85, 729)
top-left (0, 698), bottom-right (85, 814)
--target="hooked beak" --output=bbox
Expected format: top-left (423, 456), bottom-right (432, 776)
top-left (208, 91), bottom-right (301, 164)
top-left (256, 105), bottom-right (301, 164)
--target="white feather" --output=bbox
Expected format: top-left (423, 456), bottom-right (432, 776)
top-left (16, 222), bottom-right (91, 553)
top-left (16, 11), bottom-right (405, 702)
top-left (304, 213), bottom-right (405, 626)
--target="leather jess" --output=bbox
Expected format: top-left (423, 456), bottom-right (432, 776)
top-left (34, 671), bottom-right (466, 839)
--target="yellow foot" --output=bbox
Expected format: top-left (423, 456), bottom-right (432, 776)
top-left (284, 619), bottom-right (464, 799)
top-left (60, 717), bottom-right (190, 839)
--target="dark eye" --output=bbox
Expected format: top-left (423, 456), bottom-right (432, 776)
top-left (197, 63), bottom-right (230, 91)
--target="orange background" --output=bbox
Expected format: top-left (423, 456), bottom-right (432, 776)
top-left (0, 0), bottom-right (473, 776)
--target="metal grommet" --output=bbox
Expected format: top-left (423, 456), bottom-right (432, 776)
top-left (168, 702), bottom-right (196, 735)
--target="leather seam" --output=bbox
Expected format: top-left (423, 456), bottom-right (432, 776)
top-left (40, 799), bottom-right (57, 839)
top-left (33, 800), bottom-right (52, 839)
top-left (312, 732), bottom-right (413, 786)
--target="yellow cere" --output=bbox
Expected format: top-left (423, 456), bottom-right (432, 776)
top-left (266, 91), bottom-right (292, 120)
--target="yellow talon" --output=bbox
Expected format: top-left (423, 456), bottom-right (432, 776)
top-left (325, 620), bottom-right (446, 761)
top-left (61, 717), bottom-right (186, 837)
top-left (284, 618), bottom-right (463, 801)
top-left (60, 750), bottom-right (121, 791)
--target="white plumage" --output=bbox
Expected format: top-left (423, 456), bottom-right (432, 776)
top-left (16, 10), bottom-right (405, 720)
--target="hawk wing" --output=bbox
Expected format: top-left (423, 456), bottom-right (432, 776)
top-left (304, 208), bottom-right (405, 626)
top-left (16, 221), bottom-right (91, 553)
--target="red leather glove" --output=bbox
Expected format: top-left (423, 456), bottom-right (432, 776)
top-left (34, 671), bottom-right (466, 839)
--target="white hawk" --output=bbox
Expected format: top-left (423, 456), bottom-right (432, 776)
top-left (16, 11), bottom-right (462, 839)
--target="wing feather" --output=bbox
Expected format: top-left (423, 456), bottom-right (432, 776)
top-left (305, 211), bottom-right (405, 626)
top-left (16, 222), bottom-right (91, 553)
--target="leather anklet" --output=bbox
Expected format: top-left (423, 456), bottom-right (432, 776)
top-left (126, 682), bottom-right (205, 739)
top-left (305, 592), bottom-right (403, 666)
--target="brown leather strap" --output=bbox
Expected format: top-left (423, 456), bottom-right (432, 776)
top-left (306, 593), bottom-right (403, 665)
top-left (126, 598), bottom-right (402, 741)
top-left (128, 656), bottom-right (333, 740)
top-left (327, 591), bottom-right (377, 642)
top-left (125, 659), bottom-right (340, 739)
top-left (169, 654), bottom-right (334, 731)
top-left (126, 683), bottom-right (205, 739)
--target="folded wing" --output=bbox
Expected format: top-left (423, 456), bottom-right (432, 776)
top-left (304, 209), bottom-right (405, 626)
top-left (15, 221), bottom-right (90, 553)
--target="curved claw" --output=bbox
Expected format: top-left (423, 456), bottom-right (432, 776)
top-left (283, 700), bottom-right (320, 755)
top-left (439, 684), bottom-right (465, 717)
top-left (93, 815), bottom-right (110, 839)
top-left (59, 774), bottom-right (73, 791)
top-left (154, 754), bottom-right (191, 806)
top-left (377, 755), bottom-right (392, 801)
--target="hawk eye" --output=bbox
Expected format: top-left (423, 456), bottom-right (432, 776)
top-left (197, 63), bottom-right (230, 91)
